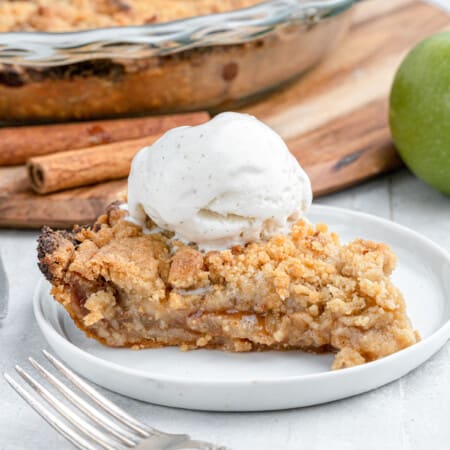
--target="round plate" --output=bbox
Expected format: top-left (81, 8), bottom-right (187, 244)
top-left (34, 205), bottom-right (450, 411)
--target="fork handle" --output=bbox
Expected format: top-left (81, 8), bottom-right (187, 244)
top-left (133, 433), bottom-right (190, 449)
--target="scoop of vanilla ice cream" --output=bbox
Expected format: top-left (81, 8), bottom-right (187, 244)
top-left (127, 112), bottom-right (312, 251)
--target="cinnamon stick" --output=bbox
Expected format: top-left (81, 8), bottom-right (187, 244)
top-left (30, 135), bottom-right (155, 194)
top-left (0, 112), bottom-right (209, 166)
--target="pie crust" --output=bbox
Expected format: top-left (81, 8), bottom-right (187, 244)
top-left (37, 202), bottom-right (419, 369)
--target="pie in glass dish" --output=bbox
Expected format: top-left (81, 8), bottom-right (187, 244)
top-left (36, 113), bottom-right (419, 370)
top-left (0, 0), bottom-right (355, 121)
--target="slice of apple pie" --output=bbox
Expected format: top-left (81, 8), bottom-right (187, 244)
top-left (37, 202), bottom-right (419, 370)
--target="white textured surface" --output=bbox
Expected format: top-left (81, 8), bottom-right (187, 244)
top-left (128, 112), bottom-right (312, 251)
top-left (1, 2), bottom-right (450, 448)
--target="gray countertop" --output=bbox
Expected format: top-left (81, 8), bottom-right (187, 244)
top-left (1, 170), bottom-right (449, 450)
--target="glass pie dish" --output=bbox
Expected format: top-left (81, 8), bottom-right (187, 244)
top-left (0, 0), bottom-right (359, 122)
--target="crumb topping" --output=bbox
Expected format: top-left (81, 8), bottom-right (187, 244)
top-left (0, 0), bottom-right (264, 32)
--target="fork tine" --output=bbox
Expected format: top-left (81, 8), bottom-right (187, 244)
top-left (29, 357), bottom-right (138, 447)
top-left (43, 350), bottom-right (155, 437)
top-left (4, 373), bottom-right (97, 450)
top-left (15, 365), bottom-right (121, 450)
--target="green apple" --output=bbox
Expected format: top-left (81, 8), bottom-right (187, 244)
top-left (389, 32), bottom-right (450, 196)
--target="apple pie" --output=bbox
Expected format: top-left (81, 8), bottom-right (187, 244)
top-left (0, 1), bottom-right (352, 122)
top-left (37, 202), bottom-right (419, 370)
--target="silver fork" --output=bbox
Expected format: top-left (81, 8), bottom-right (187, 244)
top-left (4, 350), bottom-right (228, 450)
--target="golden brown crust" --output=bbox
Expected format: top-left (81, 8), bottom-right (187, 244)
top-left (0, 40), bottom-right (280, 121)
top-left (37, 202), bottom-right (419, 369)
top-left (37, 226), bottom-right (77, 282)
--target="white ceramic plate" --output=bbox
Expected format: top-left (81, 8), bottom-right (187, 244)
top-left (34, 205), bottom-right (450, 412)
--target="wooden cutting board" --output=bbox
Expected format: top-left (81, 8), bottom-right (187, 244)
top-left (1, 0), bottom-right (449, 229)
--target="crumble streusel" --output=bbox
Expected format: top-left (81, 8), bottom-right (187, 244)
top-left (0, 0), bottom-right (264, 32)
